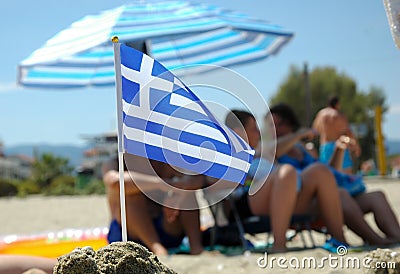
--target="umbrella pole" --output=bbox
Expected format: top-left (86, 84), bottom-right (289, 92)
top-left (113, 37), bottom-right (128, 242)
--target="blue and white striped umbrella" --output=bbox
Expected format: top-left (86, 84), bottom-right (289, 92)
top-left (17, 1), bottom-right (294, 89)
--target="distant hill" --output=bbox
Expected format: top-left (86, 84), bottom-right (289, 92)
top-left (386, 140), bottom-right (400, 156)
top-left (4, 143), bottom-right (88, 168)
top-left (3, 139), bottom-right (399, 168)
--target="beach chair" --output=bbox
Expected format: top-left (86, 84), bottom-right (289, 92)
top-left (202, 186), bottom-right (322, 251)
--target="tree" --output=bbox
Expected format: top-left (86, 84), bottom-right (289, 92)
top-left (32, 153), bottom-right (74, 188)
top-left (269, 64), bottom-right (387, 167)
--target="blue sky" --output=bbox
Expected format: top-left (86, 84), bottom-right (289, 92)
top-left (1, 0), bottom-right (400, 147)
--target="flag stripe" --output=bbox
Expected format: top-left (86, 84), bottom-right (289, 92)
top-left (124, 136), bottom-right (247, 184)
top-left (122, 100), bottom-right (230, 145)
top-left (123, 125), bottom-right (251, 171)
top-left (122, 114), bottom-right (251, 159)
top-left (169, 93), bottom-right (208, 116)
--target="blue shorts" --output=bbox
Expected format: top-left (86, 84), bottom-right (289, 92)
top-left (319, 142), bottom-right (353, 169)
top-left (107, 215), bottom-right (184, 249)
top-left (295, 170), bottom-right (303, 192)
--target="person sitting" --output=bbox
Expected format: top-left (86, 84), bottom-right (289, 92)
top-left (268, 102), bottom-right (400, 246)
top-left (312, 95), bottom-right (361, 175)
top-left (102, 153), bottom-right (204, 255)
top-left (219, 109), bottom-right (348, 252)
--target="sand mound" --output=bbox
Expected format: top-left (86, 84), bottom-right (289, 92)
top-left (53, 241), bottom-right (176, 274)
top-left (364, 248), bottom-right (400, 274)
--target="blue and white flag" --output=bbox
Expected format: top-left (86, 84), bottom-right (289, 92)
top-left (113, 43), bottom-right (254, 184)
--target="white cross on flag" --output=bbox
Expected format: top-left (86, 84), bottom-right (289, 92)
top-left (113, 43), bottom-right (254, 184)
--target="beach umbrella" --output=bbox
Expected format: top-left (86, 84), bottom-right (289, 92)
top-left (17, 0), bottom-right (293, 89)
top-left (383, 0), bottom-right (400, 49)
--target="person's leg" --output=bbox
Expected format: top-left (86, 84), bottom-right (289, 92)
top-left (162, 191), bottom-right (203, 255)
top-left (178, 209), bottom-right (203, 254)
top-left (355, 191), bottom-right (400, 242)
top-left (296, 163), bottom-right (346, 243)
top-left (248, 164), bottom-right (298, 251)
top-left (0, 255), bottom-right (57, 274)
top-left (339, 190), bottom-right (394, 245)
top-left (125, 194), bottom-right (169, 255)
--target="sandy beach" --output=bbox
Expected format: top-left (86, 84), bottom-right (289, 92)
top-left (1, 177), bottom-right (399, 273)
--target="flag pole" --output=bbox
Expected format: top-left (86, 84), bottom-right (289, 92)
top-left (112, 36), bottom-right (128, 242)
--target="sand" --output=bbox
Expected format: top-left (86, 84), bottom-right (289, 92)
top-left (1, 177), bottom-right (400, 273)
top-left (54, 242), bottom-right (176, 274)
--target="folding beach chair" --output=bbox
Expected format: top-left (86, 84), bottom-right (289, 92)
top-left (202, 186), bottom-right (323, 251)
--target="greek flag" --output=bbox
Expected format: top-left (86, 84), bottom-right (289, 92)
top-left (113, 43), bottom-right (254, 184)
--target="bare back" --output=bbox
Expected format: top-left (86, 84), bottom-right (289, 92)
top-left (313, 107), bottom-right (350, 144)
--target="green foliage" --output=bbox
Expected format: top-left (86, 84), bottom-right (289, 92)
top-left (2, 151), bottom-right (108, 197)
top-left (43, 174), bottom-right (77, 196)
top-left (32, 153), bottom-right (74, 188)
top-left (0, 178), bottom-right (18, 197)
top-left (16, 179), bottom-right (41, 197)
top-left (39, 174), bottom-right (105, 196)
top-left (78, 179), bottom-right (106, 195)
top-left (269, 64), bottom-right (387, 166)
top-left (0, 151), bottom-right (106, 196)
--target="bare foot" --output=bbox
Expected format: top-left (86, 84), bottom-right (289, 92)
top-left (189, 244), bottom-right (204, 255)
top-left (270, 246), bottom-right (288, 253)
top-left (151, 243), bottom-right (169, 256)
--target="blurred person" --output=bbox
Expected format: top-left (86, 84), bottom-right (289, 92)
top-left (222, 110), bottom-right (347, 252)
top-left (102, 154), bottom-right (204, 255)
top-left (312, 95), bottom-right (361, 174)
top-left (268, 103), bottom-right (400, 245)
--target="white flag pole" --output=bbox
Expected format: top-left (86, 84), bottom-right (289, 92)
top-left (112, 36), bottom-right (128, 242)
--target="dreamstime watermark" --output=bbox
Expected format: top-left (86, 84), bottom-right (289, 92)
top-left (256, 245), bottom-right (397, 270)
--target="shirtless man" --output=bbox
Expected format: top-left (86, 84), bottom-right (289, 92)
top-left (312, 95), bottom-right (361, 174)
